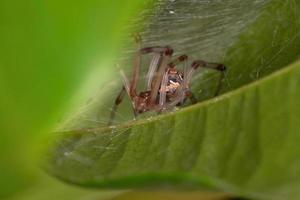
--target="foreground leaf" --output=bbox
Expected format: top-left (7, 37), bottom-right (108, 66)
top-left (46, 58), bottom-right (300, 199)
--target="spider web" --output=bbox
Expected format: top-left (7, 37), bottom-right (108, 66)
top-left (56, 0), bottom-right (272, 132)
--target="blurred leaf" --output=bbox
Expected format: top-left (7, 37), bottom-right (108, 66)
top-left (45, 0), bottom-right (300, 199)
top-left (0, 0), bottom-right (148, 198)
top-left (8, 170), bottom-right (126, 200)
top-left (112, 191), bottom-right (230, 200)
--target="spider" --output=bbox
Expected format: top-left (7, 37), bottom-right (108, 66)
top-left (108, 35), bottom-right (226, 125)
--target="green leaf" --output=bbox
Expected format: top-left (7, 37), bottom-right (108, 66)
top-left (7, 171), bottom-right (126, 200)
top-left (46, 60), bottom-right (300, 199)
top-left (0, 0), bottom-right (147, 198)
top-left (45, 0), bottom-right (300, 199)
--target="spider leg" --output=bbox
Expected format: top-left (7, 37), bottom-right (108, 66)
top-left (159, 71), bottom-right (169, 109)
top-left (168, 54), bottom-right (188, 104)
top-left (193, 60), bottom-right (226, 96)
top-left (185, 90), bottom-right (197, 104)
top-left (108, 86), bottom-right (126, 126)
top-left (140, 46), bottom-right (172, 54)
top-left (163, 88), bottom-right (186, 110)
top-left (203, 62), bottom-right (226, 72)
top-left (120, 69), bottom-right (131, 95)
top-left (149, 47), bottom-right (174, 104)
top-left (184, 60), bottom-right (226, 97)
top-left (120, 69), bottom-right (139, 120)
top-left (130, 34), bottom-right (142, 97)
top-left (168, 54), bottom-right (188, 68)
top-left (107, 65), bottom-right (131, 126)
top-left (146, 53), bottom-right (161, 90)
top-left (214, 71), bottom-right (225, 96)
top-left (156, 87), bottom-right (195, 113)
top-left (140, 46), bottom-right (174, 91)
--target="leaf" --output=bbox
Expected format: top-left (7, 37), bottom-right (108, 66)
top-left (7, 171), bottom-right (126, 200)
top-left (0, 0), bottom-right (147, 198)
top-left (45, 0), bottom-right (300, 199)
top-left (46, 60), bottom-right (300, 199)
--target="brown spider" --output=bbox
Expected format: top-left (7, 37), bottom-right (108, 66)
top-left (108, 35), bottom-right (226, 125)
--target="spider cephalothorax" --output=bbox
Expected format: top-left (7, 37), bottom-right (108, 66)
top-left (108, 35), bottom-right (226, 125)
